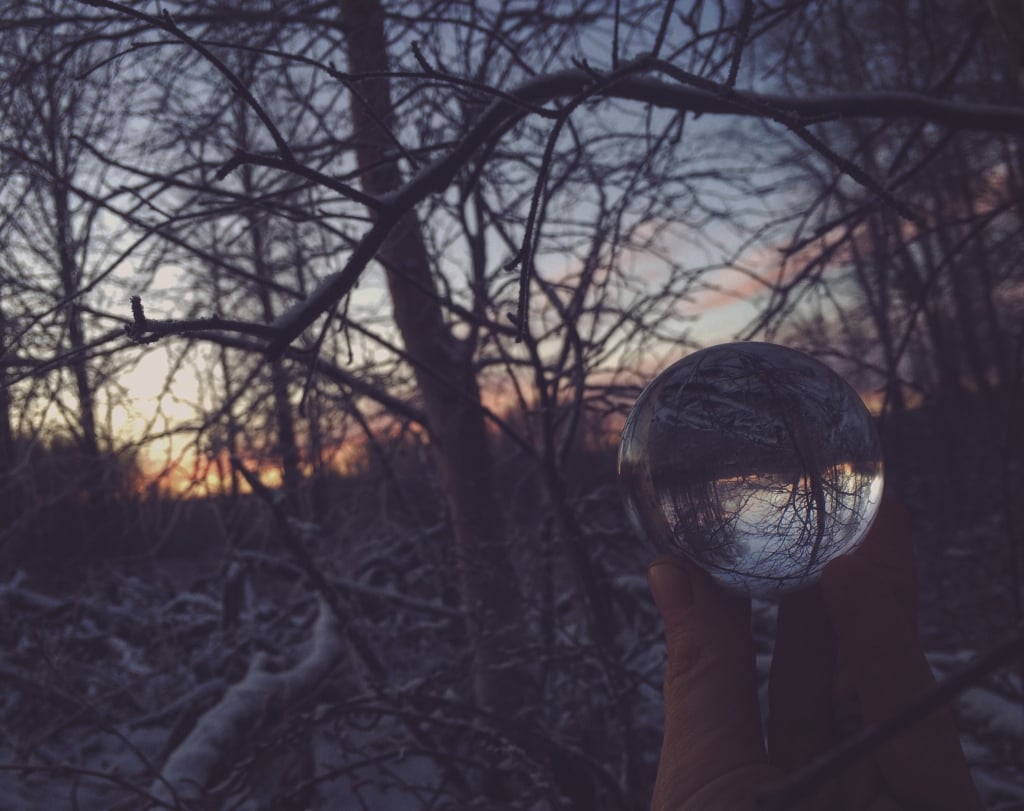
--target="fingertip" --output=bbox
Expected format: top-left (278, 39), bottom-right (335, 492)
top-left (648, 556), bottom-right (744, 682)
top-left (647, 556), bottom-right (695, 623)
top-left (647, 556), bottom-right (751, 663)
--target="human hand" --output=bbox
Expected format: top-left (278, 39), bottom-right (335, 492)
top-left (646, 497), bottom-right (982, 810)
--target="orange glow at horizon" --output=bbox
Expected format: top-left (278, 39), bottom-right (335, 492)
top-left (137, 447), bottom-right (282, 499)
top-left (128, 378), bottom-right (913, 500)
top-left (132, 414), bottom-right (432, 498)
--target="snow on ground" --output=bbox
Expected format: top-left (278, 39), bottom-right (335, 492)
top-left (1, 560), bottom-right (1022, 809)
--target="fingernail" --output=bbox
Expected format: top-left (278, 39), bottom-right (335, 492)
top-left (647, 558), bottom-right (694, 617)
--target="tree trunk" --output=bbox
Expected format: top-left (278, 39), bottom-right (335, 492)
top-left (235, 108), bottom-right (304, 513)
top-left (0, 291), bottom-right (13, 466)
top-left (52, 178), bottom-right (99, 457)
top-left (0, 294), bottom-right (16, 555)
top-left (338, 0), bottom-right (530, 720)
top-left (38, 72), bottom-right (100, 458)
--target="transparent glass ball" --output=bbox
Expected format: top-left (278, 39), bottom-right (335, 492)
top-left (618, 342), bottom-right (883, 598)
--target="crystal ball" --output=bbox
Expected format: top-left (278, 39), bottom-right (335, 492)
top-left (618, 342), bottom-right (883, 597)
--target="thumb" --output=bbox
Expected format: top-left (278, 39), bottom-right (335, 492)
top-left (648, 557), bottom-right (770, 809)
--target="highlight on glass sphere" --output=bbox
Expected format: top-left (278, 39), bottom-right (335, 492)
top-left (618, 342), bottom-right (884, 598)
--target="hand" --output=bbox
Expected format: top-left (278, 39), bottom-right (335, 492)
top-left (646, 497), bottom-right (982, 810)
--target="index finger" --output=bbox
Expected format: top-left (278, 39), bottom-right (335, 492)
top-left (648, 557), bottom-right (775, 809)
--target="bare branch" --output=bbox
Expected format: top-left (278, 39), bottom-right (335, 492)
top-left (80, 0), bottom-right (296, 163)
top-left (266, 65), bottom-right (1024, 351)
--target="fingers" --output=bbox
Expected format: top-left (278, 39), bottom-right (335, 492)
top-left (821, 499), bottom-right (982, 810)
top-left (766, 498), bottom-right (906, 775)
top-left (767, 584), bottom-right (837, 771)
top-left (648, 556), bottom-right (773, 809)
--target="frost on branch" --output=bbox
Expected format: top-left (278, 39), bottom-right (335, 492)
top-left (150, 598), bottom-right (343, 805)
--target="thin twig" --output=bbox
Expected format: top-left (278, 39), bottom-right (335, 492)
top-left (260, 65), bottom-right (1023, 352)
top-left (727, 0), bottom-right (754, 89)
top-left (652, 0), bottom-right (678, 59)
top-left (331, 60), bottom-right (421, 172)
top-left (158, 9), bottom-right (295, 163)
top-left (123, 310), bottom-right (279, 344)
top-left (0, 763), bottom-right (177, 810)
top-left (649, 58), bottom-right (920, 223)
top-left (612, 0), bottom-right (621, 68)
top-left (506, 55), bottom-right (657, 341)
top-left (204, 37), bottom-right (561, 118)
top-left (230, 457), bottom-right (388, 682)
top-left (410, 40), bottom-right (437, 75)
top-left (214, 149), bottom-right (382, 209)
top-left (81, 1), bottom-right (295, 162)
top-left (298, 311), bottom-right (334, 418)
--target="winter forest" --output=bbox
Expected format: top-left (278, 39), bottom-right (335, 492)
top-left (1, 0), bottom-right (1023, 808)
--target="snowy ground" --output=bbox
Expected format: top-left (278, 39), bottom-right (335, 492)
top-left (1, 540), bottom-right (1022, 809)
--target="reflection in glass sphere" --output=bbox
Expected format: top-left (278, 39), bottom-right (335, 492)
top-left (618, 342), bottom-right (883, 598)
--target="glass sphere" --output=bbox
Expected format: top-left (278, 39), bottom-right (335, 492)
top-left (618, 342), bottom-right (883, 598)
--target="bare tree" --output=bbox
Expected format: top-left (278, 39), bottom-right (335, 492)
top-left (1, 0), bottom-right (1023, 808)
top-left (744, 0), bottom-right (1024, 650)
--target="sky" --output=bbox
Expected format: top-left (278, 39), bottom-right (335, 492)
top-left (2, 0), bottom-right (901, 496)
